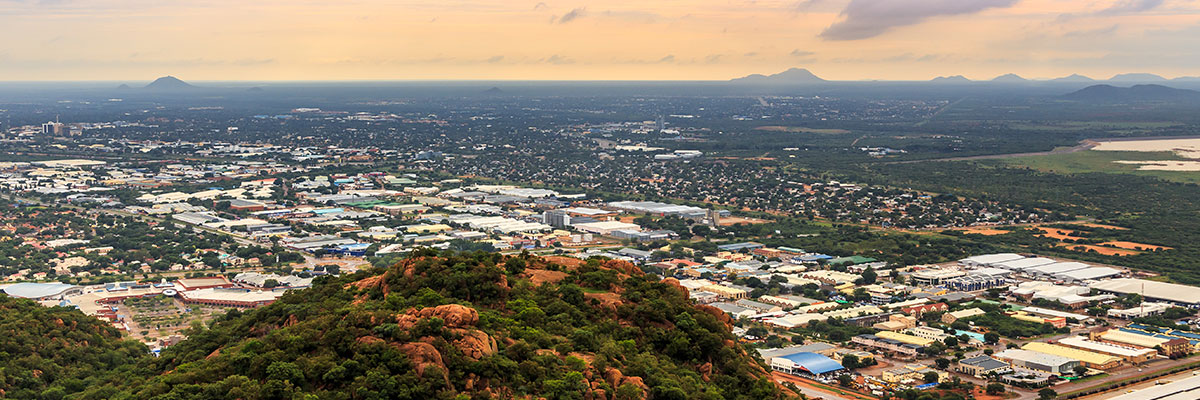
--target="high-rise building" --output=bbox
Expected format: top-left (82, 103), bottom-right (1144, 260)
top-left (42, 121), bottom-right (64, 135)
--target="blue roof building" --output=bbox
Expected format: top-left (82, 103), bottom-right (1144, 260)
top-left (769, 352), bottom-right (845, 376)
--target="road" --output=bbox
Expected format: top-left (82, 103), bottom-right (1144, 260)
top-left (772, 372), bottom-right (880, 400)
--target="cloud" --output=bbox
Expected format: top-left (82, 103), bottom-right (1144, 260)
top-left (704, 54), bottom-right (723, 63)
top-left (485, 55), bottom-right (505, 63)
top-left (819, 0), bottom-right (1018, 41)
top-left (790, 49), bottom-right (815, 57)
top-left (1098, 0), bottom-right (1164, 15)
top-left (544, 54), bottom-right (574, 64)
top-left (557, 7), bottom-right (586, 24)
top-left (1064, 24), bottom-right (1119, 37)
top-left (534, 2), bottom-right (548, 10)
top-left (658, 55), bottom-right (676, 63)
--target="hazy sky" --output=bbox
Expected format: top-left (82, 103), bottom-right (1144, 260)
top-left (1, 0), bottom-right (1199, 81)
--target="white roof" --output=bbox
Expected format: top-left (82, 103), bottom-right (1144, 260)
top-left (1055, 267), bottom-right (1122, 281)
top-left (1057, 336), bottom-right (1156, 358)
top-left (995, 257), bottom-right (1058, 270)
top-left (970, 267), bottom-right (1013, 277)
top-left (995, 349), bottom-right (1077, 367)
top-left (1028, 262), bottom-right (1091, 275)
top-left (961, 253), bottom-right (1024, 265)
top-left (1091, 279), bottom-right (1200, 305)
top-left (1106, 372), bottom-right (1200, 400)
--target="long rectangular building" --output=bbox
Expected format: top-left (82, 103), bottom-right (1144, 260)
top-left (994, 349), bottom-right (1079, 375)
top-left (1090, 279), bottom-right (1200, 308)
top-left (1056, 336), bottom-right (1156, 364)
top-left (1022, 342), bottom-right (1123, 369)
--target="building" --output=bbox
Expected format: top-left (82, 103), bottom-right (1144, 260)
top-left (1056, 336), bottom-right (1157, 364)
top-left (823, 305), bottom-right (884, 320)
top-left (994, 349), bottom-right (1080, 375)
top-left (1108, 303), bottom-right (1176, 319)
top-left (852, 334), bottom-right (924, 356)
top-left (942, 308), bottom-right (985, 324)
top-left (882, 364), bottom-right (947, 384)
top-left (959, 253), bottom-right (1025, 267)
top-left (179, 287), bottom-right (284, 308)
top-left (876, 331), bottom-right (936, 347)
top-left (904, 326), bottom-right (951, 342)
top-left (175, 276), bottom-right (234, 290)
top-left (956, 356), bottom-right (1012, 377)
top-left (1022, 342), bottom-right (1123, 370)
top-left (901, 302), bottom-right (948, 317)
top-left (874, 314), bottom-right (918, 331)
top-left (0, 283), bottom-right (82, 300)
top-left (909, 268), bottom-right (966, 286)
top-left (1090, 279), bottom-right (1200, 308)
top-left (1055, 267), bottom-right (1122, 283)
top-left (1106, 372), bottom-right (1200, 400)
top-left (700, 284), bottom-right (748, 300)
top-left (769, 352), bottom-right (845, 378)
top-left (571, 221), bottom-right (641, 236)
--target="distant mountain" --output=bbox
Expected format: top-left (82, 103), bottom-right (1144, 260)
top-left (930, 75), bottom-right (971, 83)
top-left (116, 84), bottom-right (132, 90)
top-left (481, 87), bottom-right (505, 95)
top-left (731, 67), bottom-right (825, 84)
top-left (1050, 74), bottom-right (1096, 83)
top-left (1063, 84), bottom-right (1200, 102)
top-left (144, 76), bottom-right (194, 90)
top-left (247, 86), bottom-right (265, 92)
top-left (1109, 73), bottom-right (1168, 82)
top-left (1172, 76), bottom-right (1200, 82)
top-left (991, 73), bottom-right (1028, 82)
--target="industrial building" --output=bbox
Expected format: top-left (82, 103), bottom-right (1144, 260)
top-left (768, 352), bottom-right (845, 378)
top-left (994, 349), bottom-right (1080, 375)
top-left (1106, 372), bottom-right (1200, 400)
top-left (959, 253), bottom-right (1024, 267)
top-left (179, 287), bottom-right (284, 308)
top-left (1022, 342), bottom-right (1123, 370)
top-left (955, 356), bottom-right (1012, 377)
top-left (0, 282), bottom-right (83, 300)
top-left (1056, 336), bottom-right (1157, 364)
top-left (852, 334), bottom-right (925, 356)
top-left (1090, 279), bottom-right (1200, 308)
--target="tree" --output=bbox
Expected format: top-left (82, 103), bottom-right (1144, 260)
top-left (262, 279), bottom-right (280, 288)
top-left (1038, 388), bottom-right (1058, 400)
top-left (1073, 365), bottom-right (1088, 376)
top-left (984, 332), bottom-right (1000, 344)
top-left (986, 383), bottom-right (1005, 395)
top-left (861, 267), bottom-right (878, 284)
top-left (923, 371), bottom-right (940, 383)
top-left (944, 336), bottom-right (958, 347)
top-left (934, 358), bottom-right (950, 369)
top-left (836, 374), bottom-right (853, 387)
top-left (842, 354), bottom-right (861, 369)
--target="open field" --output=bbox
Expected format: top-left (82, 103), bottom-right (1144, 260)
top-left (952, 226), bottom-right (1011, 235)
top-left (1098, 241), bottom-right (1171, 251)
top-left (1036, 227), bottom-right (1078, 240)
top-left (1056, 242), bottom-right (1141, 256)
top-left (755, 126), bottom-right (852, 134)
top-left (998, 150), bottom-right (1200, 184)
top-left (718, 216), bottom-right (772, 226)
top-left (1094, 138), bottom-right (1200, 158)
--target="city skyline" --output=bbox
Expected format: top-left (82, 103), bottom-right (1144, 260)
top-left (1, 0), bottom-right (1199, 81)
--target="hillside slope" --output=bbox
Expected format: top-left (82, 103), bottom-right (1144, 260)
top-left (0, 295), bottom-right (147, 399)
top-left (85, 250), bottom-right (785, 400)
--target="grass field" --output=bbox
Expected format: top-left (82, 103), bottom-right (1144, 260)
top-left (997, 150), bottom-right (1200, 184)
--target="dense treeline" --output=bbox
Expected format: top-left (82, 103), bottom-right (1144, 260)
top-left (63, 250), bottom-right (785, 400)
top-left (842, 161), bottom-right (1200, 283)
top-left (0, 295), bottom-right (148, 399)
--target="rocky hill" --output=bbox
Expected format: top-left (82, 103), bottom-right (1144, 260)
top-left (74, 250), bottom-right (787, 399)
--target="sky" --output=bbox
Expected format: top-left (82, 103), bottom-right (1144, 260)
top-left (1, 0), bottom-right (1199, 81)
